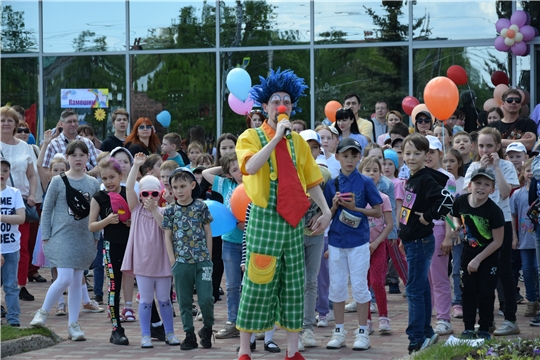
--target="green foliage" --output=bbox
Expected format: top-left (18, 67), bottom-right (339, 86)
top-left (0, 325), bottom-right (55, 341)
top-left (72, 30), bottom-right (107, 52)
top-left (0, 5), bottom-right (37, 53)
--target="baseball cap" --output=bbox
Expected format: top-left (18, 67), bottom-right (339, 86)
top-left (168, 167), bottom-right (201, 199)
top-left (416, 110), bottom-right (432, 120)
top-left (530, 143), bottom-right (540, 157)
top-left (336, 137), bottom-right (362, 154)
top-left (391, 137), bottom-right (404, 149)
top-left (505, 142), bottom-right (527, 154)
top-left (426, 135), bottom-right (442, 151)
top-left (300, 129), bottom-right (321, 146)
top-left (192, 165), bottom-right (207, 174)
top-left (0, 156), bottom-right (11, 168)
top-left (383, 134), bottom-right (391, 145)
top-left (471, 167), bottom-right (496, 182)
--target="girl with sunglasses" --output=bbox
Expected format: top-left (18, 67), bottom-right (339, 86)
top-left (414, 111), bottom-right (434, 136)
top-left (121, 153), bottom-right (180, 348)
top-left (124, 118), bottom-right (161, 157)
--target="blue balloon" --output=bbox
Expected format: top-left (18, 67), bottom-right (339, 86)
top-left (156, 110), bottom-right (171, 128)
top-left (204, 200), bottom-right (237, 237)
top-left (226, 68), bottom-right (252, 101)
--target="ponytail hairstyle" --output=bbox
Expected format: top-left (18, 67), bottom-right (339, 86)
top-left (474, 127), bottom-right (504, 161)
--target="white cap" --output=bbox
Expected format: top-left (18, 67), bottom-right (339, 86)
top-left (505, 142), bottom-right (527, 154)
top-left (426, 135), bottom-right (442, 151)
top-left (300, 129), bottom-right (321, 146)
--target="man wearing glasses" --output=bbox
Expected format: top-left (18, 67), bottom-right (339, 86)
top-left (42, 109), bottom-right (99, 175)
top-left (487, 89), bottom-right (536, 151)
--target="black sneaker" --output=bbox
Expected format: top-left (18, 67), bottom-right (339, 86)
top-left (19, 287), bottom-right (35, 301)
top-left (219, 287), bottom-right (224, 295)
top-left (477, 331), bottom-right (491, 340)
top-left (110, 327), bottom-right (129, 345)
top-left (180, 331), bottom-right (198, 350)
top-left (407, 342), bottom-right (422, 354)
top-left (388, 283), bottom-right (401, 294)
top-left (461, 330), bottom-right (477, 339)
top-left (150, 324), bottom-right (166, 341)
top-left (516, 291), bottom-right (525, 304)
top-left (191, 304), bottom-right (198, 317)
top-left (92, 295), bottom-right (104, 305)
top-left (9, 323), bottom-right (20, 327)
top-left (1, 305), bottom-right (6, 318)
top-left (198, 326), bottom-right (213, 349)
top-left (530, 313), bottom-right (540, 326)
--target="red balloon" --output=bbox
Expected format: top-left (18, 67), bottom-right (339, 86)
top-left (446, 65), bottom-right (468, 86)
top-left (491, 71), bottom-right (509, 86)
top-left (402, 96), bottom-right (420, 116)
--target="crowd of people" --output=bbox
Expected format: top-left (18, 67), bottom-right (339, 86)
top-left (2, 76), bottom-right (540, 359)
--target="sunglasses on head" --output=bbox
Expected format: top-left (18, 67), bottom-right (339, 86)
top-left (505, 97), bottom-right (521, 104)
top-left (17, 128), bottom-right (30, 134)
top-left (138, 125), bottom-right (152, 130)
top-left (140, 191), bottom-right (160, 198)
top-left (416, 117), bottom-right (431, 124)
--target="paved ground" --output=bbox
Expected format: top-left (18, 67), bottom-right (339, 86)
top-left (4, 273), bottom-right (540, 360)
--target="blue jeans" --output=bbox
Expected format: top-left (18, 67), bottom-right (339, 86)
top-left (536, 228), bottom-right (540, 297)
top-left (222, 240), bottom-right (242, 323)
top-left (404, 236), bottom-right (435, 346)
top-left (452, 241), bottom-right (463, 305)
top-left (92, 236), bottom-right (104, 297)
top-left (2, 251), bottom-right (20, 325)
top-left (520, 249), bottom-right (538, 302)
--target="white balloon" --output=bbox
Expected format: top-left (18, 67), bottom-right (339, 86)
top-left (504, 37), bottom-right (515, 46)
top-left (501, 28), bottom-right (508, 37)
top-left (509, 24), bottom-right (520, 32)
top-left (514, 32), bottom-right (523, 42)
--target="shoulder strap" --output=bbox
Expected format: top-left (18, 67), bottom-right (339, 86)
top-left (334, 176), bottom-right (339, 193)
top-left (60, 172), bottom-right (71, 188)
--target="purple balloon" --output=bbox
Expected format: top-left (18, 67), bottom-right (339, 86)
top-left (521, 25), bottom-right (537, 42)
top-left (512, 41), bottom-right (527, 56)
top-left (511, 10), bottom-right (527, 28)
top-left (228, 93), bottom-right (254, 115)
top-left (494, 36), bottom-right (510, 52)
top-left (496, 18), bottom-right (511, 33)
top-left (525, 12), bottom-right (531, 25)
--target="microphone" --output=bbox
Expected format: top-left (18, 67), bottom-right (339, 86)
top-left (277, 105), bottom-right (292, 140)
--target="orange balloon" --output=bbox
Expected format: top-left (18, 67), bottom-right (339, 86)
top-left (493, 84), bottom-right (509, 105)
top-left (423, 76), bottom-right (459, 121)
top-left (506, 29), bottom-right (516, 38)
top-left (324, 101), bottom-right (342, 123)
top-left (411, 104), bottom-right (435, 125)
top-left (230, 183), bottom-right (251, 222)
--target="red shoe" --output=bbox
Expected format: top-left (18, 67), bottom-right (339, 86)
top-left (238, 355), bottom-right (251, 360)
top-left (285, 351), bottom-right (305, 360)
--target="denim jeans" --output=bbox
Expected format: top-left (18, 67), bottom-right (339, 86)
top-left (404, 235), bottom-right (435, 345)
top-left (303, 233), bottom-right (324, 330)
top-left (92, 236), bottom-right (104, 297)
top-left (222, 240), bottom-right (242, 323)
top-left (536, 227), bottom-right (540, 297)
top-left (451, 241), bottom-right (463, 305)
top-left (2, 251), bottom-right (21, 325)
top-left (520, 249), bottom-right (538, 302)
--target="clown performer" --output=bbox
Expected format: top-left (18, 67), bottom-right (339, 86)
top-left (235, 68), bottom-right (332, 360)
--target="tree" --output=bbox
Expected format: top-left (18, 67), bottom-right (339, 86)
top-left (72, 30), bottom-right (107, 52)
top-left (0, 5), bottom-right (37, 53)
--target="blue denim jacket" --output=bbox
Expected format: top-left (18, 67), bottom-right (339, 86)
top-left (377, 176), bottom-right (398, 240)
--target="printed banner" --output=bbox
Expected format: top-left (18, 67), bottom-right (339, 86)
top-left (60, 89), bottom-right (109, 108)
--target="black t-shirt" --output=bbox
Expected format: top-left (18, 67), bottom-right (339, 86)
top-left (450, 194), bottom-right (505, 254)
top-left (488, 117), bottom-right (537, 141)
top-left (100, 135), bottom-right (125, 152)
top-left (126, 143), bottom-right (150, 156)
top-left (92, 187), bottom-right (130, 244)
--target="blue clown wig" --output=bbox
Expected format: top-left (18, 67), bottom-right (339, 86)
top-left (249, 68), bottom-right (308, 115)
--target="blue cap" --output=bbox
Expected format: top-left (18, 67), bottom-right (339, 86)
top-left (383, 149), bottom-right (399, 169)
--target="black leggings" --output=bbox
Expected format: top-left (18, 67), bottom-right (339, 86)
top-left (212, 236), bottom-right (224, 303)
top-left (104, 241), bottom-right (161, 328)
top-left (499, 222), bottom-right (517, 322)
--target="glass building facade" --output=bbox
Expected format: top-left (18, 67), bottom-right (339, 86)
top-left (2, 0), bottom-right (540, 141)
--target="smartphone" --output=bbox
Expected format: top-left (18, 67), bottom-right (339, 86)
top-left (58, 127), bottom-right (63, 133)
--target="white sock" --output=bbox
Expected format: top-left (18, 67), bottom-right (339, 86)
top-left (58, 295), bottom-right (65, 304)
top-left (265, 325), bottom-right (276, 343)
top-left (81, 284), bottom-right (91, 304)
top-left (152, 321), bottom-right (162, 327)
top-left (336, 324), bottom-right (344, 331)
top-left (125, 301), bottom-right (133, 309)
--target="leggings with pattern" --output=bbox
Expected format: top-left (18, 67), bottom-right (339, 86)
top-left (103, 241), bottom-right (125, 330)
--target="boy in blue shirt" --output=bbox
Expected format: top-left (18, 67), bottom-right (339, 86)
top-left (323, 138), bottom-right (383, 351)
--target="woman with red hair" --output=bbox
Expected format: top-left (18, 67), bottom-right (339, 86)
top-left (124, 118), bottom-right (161, 157)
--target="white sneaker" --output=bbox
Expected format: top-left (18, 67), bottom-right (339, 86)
top-left (366, 319), bottom-right (374, 335)
top-left (327, 309), bottom-right (335, 322)
top-left (434, 319), bottom-right (453, 335)
top-left (30, 308), bottom-right (48, 327)
top-left (197, 310), bottom-right (203, 321)
top-left (317, 317), bottom-right (328, 327)
top-left (326, 328), bottom-right (347, 349)
top-left (68, 322), bottom-right (86, 341)
top-left (301, 328), bottom-right (317, 347)
top-left (298, 338), bottom-right (305, 352)
top-left (353, 328), bottom-right (370, 350)
top-left (345, 301), bottom-right (357, 312)
top-left (370, 303), bottom-right (377, 313)
top-left (82, 300), bottom-right (105, 313)
top-left (378, 317), bottom-right (392, 333)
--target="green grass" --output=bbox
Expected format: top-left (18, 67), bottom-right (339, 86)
top-left (0, 325), bottom-right (55, 342)
top-left (413, 342), bottom-right (473, 360)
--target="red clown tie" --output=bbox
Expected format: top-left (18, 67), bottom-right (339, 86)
top-left (275, 138), bottom-right (311, 227)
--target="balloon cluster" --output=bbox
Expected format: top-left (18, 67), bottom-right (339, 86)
top-left (226, 68), bottom-right (254, 115)
top-left (494, 10), bottom-right (538, 56)
top-left (483, 70), bottom-right (530, 115)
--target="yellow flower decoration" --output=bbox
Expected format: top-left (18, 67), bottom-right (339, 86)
top-left (94, 108), bottom-right (106, 121)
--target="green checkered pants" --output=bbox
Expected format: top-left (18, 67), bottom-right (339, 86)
top-left (236, 201), bottom-right (305, 332)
